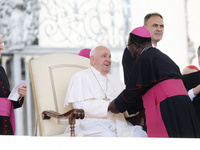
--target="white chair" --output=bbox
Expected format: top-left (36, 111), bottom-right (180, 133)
top-left (29, 53), bottom-right (90, 136)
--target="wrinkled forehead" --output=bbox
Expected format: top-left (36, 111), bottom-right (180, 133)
top-left (95, 46), bottom-right (111, 56)
top-left (98, 49), bottom-right (111, 57)
top-left (146, 16), bottom-right (164, 25)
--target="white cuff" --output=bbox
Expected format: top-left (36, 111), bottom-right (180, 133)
top-left (188, 89), bottom-right (195, 101)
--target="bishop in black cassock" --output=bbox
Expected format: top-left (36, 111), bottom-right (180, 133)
top-left (108, 26), bottom-right (200, 138)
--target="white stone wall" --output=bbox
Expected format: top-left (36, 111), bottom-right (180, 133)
top-left (37, 0), bottom-right (197, 81)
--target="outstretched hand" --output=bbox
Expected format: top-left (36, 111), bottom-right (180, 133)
top-left (108, 100), bottom-right (119, 113)
top-left (193, 84), bottom-right (200, 95)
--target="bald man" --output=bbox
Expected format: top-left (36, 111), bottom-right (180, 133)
top-left (64, 45), bottom-right (147, 137)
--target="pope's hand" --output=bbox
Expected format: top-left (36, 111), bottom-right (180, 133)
top-left (108, 100), bottom-right (119, 113)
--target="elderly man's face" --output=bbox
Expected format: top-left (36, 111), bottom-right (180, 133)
top-left (145, 16), bottom-right (164, 46)
top-left (91, 46), bottom-right (111, 75)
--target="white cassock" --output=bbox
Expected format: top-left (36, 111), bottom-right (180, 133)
top-left (64, 66), bottom-right (147, 137)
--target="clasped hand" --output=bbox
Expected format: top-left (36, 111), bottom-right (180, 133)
top-left (108, 100), bottom-right (120, 113)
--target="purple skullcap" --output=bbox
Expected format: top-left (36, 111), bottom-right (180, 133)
top-left (78, 48), bottom-right (91, 59)
top-left (131, 26), bottom-right (151, 38)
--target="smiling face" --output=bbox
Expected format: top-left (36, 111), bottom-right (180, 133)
top-left (90, 46), bottom-right (111, 75)
top-left (144, 15), bottom-right (164, 46)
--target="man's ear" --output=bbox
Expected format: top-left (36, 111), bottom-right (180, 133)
top-left (133, 42), bottom-right (139, 49)
top-left (90, 56), bottom-right (95, 65)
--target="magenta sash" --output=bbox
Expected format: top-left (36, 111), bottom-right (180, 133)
top-left (0, 98), bottom-right (15, 134)
top-left (142, 79), bottom-right (188, 137)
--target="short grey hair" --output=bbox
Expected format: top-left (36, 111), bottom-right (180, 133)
top-left (144, 12), bottom-right (163, 25)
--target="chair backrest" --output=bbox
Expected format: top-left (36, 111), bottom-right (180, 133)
top-left (29, 53), bottom-right (90, 136)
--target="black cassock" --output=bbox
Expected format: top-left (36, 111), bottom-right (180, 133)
top-left (183, 71), bottom-right (200, 122)
top-left (115, 47), bottom-right (200, 137)
top-left (122, 47), bottom-right (145, 129)
top-left (0, 66), bottom-right (24, 135)
top-left (122, 47), bottom-right (135, 85)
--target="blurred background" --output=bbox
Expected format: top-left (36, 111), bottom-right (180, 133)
top-left (0, 0), bottom-right (199, 135)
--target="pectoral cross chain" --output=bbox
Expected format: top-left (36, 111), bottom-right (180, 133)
top-left (103, 95), bottom-right (110, 101)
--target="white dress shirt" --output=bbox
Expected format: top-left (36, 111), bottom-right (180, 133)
top-left (188, 89), bottom-right (196, 101)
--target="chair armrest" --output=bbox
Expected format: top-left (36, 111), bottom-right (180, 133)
top-left (42, 109), bottom-right (85, 120)
top-left (41, 109), bottom-right (85, 137)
